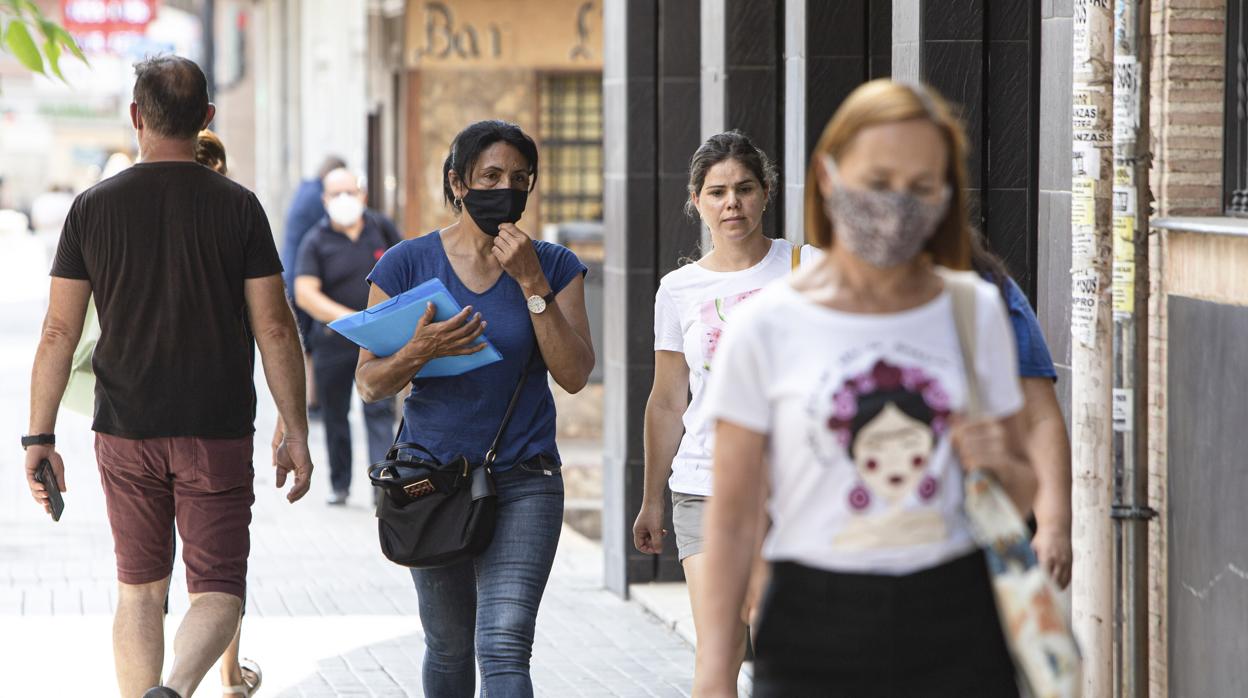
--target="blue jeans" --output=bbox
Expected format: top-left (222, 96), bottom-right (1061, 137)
top-left (411, 460), bottom-right (564, 697)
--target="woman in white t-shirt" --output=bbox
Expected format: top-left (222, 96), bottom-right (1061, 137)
top-left (631, 131), bottom-right (817, 680)
top-left (694, 81), bottom-right (1037, 697)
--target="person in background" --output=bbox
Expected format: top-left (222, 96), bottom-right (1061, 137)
top-left (282, 155), bottom-right (348, 416)
top-left (970, 236), bottom-right (1073, 588)
top-left (632, 131), bottom-right (817, 686)
top-left (294, 168), bottom-right (402, 505)
top-left (193, 128), bottom-right (266, 697)
top-left (195, 130), bottom-right (228, 175)
top-left (24, 56), bottom-right (312, 698)
top-left (694, 80), bottom-right (1036, 696)
top-left (354, 119), bottom-right (594, 697)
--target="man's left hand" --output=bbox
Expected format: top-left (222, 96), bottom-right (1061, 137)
top-left (24, 445), bottom-right (66, 515)
top-left (492, 223), bottom-right (548, 295)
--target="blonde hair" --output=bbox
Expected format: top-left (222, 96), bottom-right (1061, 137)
top-left (195, 129), bottom-right (228, 175)
top-left (804, 79), bottom-right (972, 270)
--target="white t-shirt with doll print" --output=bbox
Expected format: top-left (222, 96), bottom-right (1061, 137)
top-left (705, 275), bottom-right (1023, 575)
top-left (654, 237), bottom-right (823, 497)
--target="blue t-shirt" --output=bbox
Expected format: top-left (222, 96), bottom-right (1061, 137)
top-left (367, 231), bottom-right (587, 470)
top-left (995, 276), bottom-right (1058, 380)
top-left (281, 178), bottom-right (326, 288)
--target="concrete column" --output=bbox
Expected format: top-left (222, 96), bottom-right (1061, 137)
top-left (602, 0), bottom-right (702, 594)
top-left (1038, 2), bottom-right (1075, 415)
top-left (700, 0), bottom-right (782, 243)
top-left (785, 1), bottom-right (891, 243)
top-left (299, 0), bottom-right (369, 176)
top-left (892, 0), bottom-right (922, 80)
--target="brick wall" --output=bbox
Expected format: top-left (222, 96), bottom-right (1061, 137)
top-left (1147, 2), bottom-right (1226, 696)
top-left (1150, 1), bottom-right (1226, 218)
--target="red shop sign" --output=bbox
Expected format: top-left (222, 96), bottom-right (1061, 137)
top-left (61, 0), bottom-right (158, 36)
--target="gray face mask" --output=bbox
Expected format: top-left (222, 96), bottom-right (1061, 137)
top-left (821, 156), bottom-right (951, 269)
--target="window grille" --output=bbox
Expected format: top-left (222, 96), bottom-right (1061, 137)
top-left (539, 73), bottom-right (604, 224)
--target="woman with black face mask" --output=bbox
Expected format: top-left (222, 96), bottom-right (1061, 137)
top-left (354, 119), bottom-right (595, 698)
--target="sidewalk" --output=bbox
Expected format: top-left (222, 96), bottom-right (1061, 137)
top-left (0, 286), bottom-right (693, 696)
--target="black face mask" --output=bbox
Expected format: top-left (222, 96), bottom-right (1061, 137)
top-left (462, 187), bottom-right (528, 237)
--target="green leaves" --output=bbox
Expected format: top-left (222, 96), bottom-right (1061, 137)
top-left (4, 20), bottom-right (42, 73)
top-left (1, 0), bottom-right (88, 81)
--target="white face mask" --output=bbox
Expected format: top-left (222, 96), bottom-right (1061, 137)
top-left (326, 193), bottom-right (364, 227)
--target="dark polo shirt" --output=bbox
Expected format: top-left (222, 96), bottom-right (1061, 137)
top-left (295, 210), bottom-right (401, 358)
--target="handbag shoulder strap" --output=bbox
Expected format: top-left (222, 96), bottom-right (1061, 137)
top-left (937, 268), bottom-right (982, 419)
top-left (385, 353), bottom-right (533, 466)
top-left (791, 243), bottom-right (801, 272)
top-left (482, 356), bottom-right (531, 467)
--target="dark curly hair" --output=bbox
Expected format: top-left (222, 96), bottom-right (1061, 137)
top-left (684, 130), bottom-right (779, 219)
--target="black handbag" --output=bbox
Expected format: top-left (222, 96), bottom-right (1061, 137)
top-left (368, 360), bottom-right (530, 569)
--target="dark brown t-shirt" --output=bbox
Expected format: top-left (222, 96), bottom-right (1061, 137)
top-left (51, 161), bottom-right (283, 439)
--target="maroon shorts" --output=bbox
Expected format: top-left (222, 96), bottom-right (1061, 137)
top-left (95, 433), bottom-right (255, 599)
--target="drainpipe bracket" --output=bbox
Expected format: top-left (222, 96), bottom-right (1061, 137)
top-left (1110, 505), bottom-right (1159, 521)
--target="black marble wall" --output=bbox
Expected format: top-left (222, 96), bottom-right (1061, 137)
top-left (785, 0), bottom-right (890, 241)
top-left (704, 0), bottom-right (785, 238)
top-left (805, 1), bottom-right (892, 153)
top-left (602, 0), bottom-right (703, 593)
top-left (905, 0), bottom-right (1042, 299)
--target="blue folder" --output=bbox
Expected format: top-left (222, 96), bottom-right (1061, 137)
top-left (328, 278), bottom-right (503, 378)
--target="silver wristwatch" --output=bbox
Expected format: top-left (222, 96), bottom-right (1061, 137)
top-left (526, 291), bottom-right (556, 314)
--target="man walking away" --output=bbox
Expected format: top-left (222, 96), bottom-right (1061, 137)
top-left (23, 56), bottom-right (313, 698)
top-left (294, 168), bottom-right (400, 505)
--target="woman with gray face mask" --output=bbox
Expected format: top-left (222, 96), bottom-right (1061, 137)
top-left (693, 80), bottom-right (1037, 696)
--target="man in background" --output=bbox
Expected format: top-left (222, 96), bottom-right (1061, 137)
top-left (295, 168), bottom-right (401, 505)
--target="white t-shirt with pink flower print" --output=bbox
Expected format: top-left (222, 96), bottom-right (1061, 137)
top-left (705, 276), bottom-right (1023, 575)
top-left (654, 238), bottom-right (821, 497)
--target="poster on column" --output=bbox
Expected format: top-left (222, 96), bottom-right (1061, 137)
top-left (1072, 269), bottom-right (1099, 347)
top-left (1113, 388), bottom-right (1134, 433)
top-left (1072, 177), bottom-right (1096, 261)
top-left (1073, 1), bottom-right (1090, 66)
top-left (1113, 167), bottom-right (1136, 315)
top-left (1114, 57), bottom-right (1141, 143)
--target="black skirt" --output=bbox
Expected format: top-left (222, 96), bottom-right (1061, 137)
top-left (753, 550), bottom-right (1019, 698)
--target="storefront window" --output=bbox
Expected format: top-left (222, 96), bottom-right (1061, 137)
top-left (539, 73), bottom-right (604, 224)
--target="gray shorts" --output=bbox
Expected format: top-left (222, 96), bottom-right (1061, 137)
top-left (671, 491), bottom-right (708, 561)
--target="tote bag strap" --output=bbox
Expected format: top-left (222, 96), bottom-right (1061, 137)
top-left (791, 244), bottom-right (801, 272)
top-left (938, 268), bottom-right (983, 418)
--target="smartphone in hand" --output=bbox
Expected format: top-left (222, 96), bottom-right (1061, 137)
top-left (34, 459), bottom-right (64, 522)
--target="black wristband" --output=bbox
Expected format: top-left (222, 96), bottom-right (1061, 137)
top-left (21, 433), bottom-right (55, 450)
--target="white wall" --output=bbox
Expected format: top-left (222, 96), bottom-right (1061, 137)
top-left (299, 0), bottom-right (370, 179)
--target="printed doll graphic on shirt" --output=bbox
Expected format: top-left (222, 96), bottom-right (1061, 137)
top-left (699, 289), bottom-right (762, 369)
top-left (824, 359), bottom-right (953, 550)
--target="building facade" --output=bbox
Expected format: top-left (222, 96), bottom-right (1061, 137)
top-left (603, 2), bottom-right (1247, 696)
